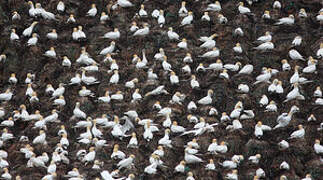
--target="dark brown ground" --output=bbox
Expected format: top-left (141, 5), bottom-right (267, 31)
top-left (0, 0), bottom-right (322, 179)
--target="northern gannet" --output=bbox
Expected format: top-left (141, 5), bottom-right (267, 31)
top-left (145, 85), bottom-right (169, 96)
top-left (23, 21), bottom-right (38, 37)
top-left (248, 154), bottom-right (261, 164)
top-left (33, 130), bottom-right (47, 145)
top-left (254, 68), bottom-right (271, 84)
top-left (130, 22), bottom-right (139, 32)
top-left (274, 105), bottom-right (299, 129)
top-left (109, 70), bottom-right (120, 84)
top-left (275, 15), bottom-right (294, 25)
top-left (67, 14), bottom-right (76, 23)
top-left (72, 28), bottom-right (81, 40)
top-left (238, 2), bottom-right (251, 14)
top-left (133, 23), bottom-right (149, 36)
top-left (127, 132), bottom-right (138, 148)
top-left (292, 36), bottom-right (302, 46)
top-left (207, 59), bottom-right (223, 71)
top-left (58, 56), bottom-right (71, 68)
top-left (233, 43), bottom-right (242, 53)
top-left (171, 121), bottom-right (185, 133)
top-left (278, 140), bottom-right (289, 150)
top-left (10, 29), bottom-right (19, 41)
top-left (73, 102), bottom-right (87, 119)
top-left (273, 1), bottom-right (281, 9)
top-left (238, 84), bottom-right (249, 93)
top-left (111, 91), bottom-right (124, 101)
top-left (254, 121), bottom-right (272, 138)
top-left (47, 160), bottom-right (57, 174)
top-left (206, 1), bottom-right (221, 12)
top-left (253, 41), bottom-right (274, 51)
top-left (201, 12), bottom-right (210, 21)
top-left (0, 89), bottom-right (13, 101)
top-left (25, 83), bottom-right (34, 97)
top-left (177, 38), bottom-right (188, 49)
top-left (280, 161), bottom-right (290, 170)
top-left (100, 12), bottom-right (109, 23)
top-left (28, 1), bottom-right (36, 17)
top-left (117, 154), bottom-right (135, 169)
top-left (181, 11), bottom-right (193, 26)
top-left (0, 117), bottom-right (14, 127)
top-left (196, 63), bottom-right (206, 72)
top-left (167, 27), bottom-right (180, 40)
top-left (139, 5), bottom-right (148, 17)
top-left (82, 147), bottom-right (96, 164)
top-left (87, 4), bottom-right (97, 17)
top-left (301, 174), bottom-right (312, 180)
top-left (47, 29), bottom-right (57, 40)
top-left (256, 168), bottom-right (265, 178)
top-left (265, 101), bottom-right (277, 112)
top-left (8, 73), bottom-right (17, 84)
top-left (100, 41), bottom-right (115, 55)
top-left (57, 1), bottom-right (65, 12)
top-left (158, 10), bottom-right (165, 27)
top-left (262, 10), bottom-right (270, 19)
top-left (184, 148), bottom-right (203, 164)
top-left (288, 125), bottom-right (305, 139)
top-left (79, 86), bottom-right (95, 97)
top-left (103, 28), bottom-right (120, 39)
top-left (186, 172), bottom-right (195, 180)
top-left (12, 11), bottom-right (21, 20)
top-left (289, 49), bottom-right (305, 61)
top-left (225, 169), bottom-right (238, 180)
top-left (183, 53), bottom-right (193, 63)
top-left (317, 12), bottom-right (323, 22)
top-left (281, 59), bottom-right (291, 71)
top-left (314, 139), bottom-right (323, 154)
top-left (154, 48), bottom-right (165, 61)
top-left (25, 73), bottom-right (35, 84)
top-left (151, 9), bottom-right (160, 18)
top-left (284, 83), bottom-right (304, 102)
top-left (259, 94), bottom-right (268, 106)
top-left (198, 89), bottom-right (213, 105)
top-left (317, 43), bottom-right (323, 58)
top-left (207, 139), bottom-right (218, 153)
top-left (214, 141), bottom-right (228, 154)
top-left (220, 159), bottom-right (238, 169)
top-left (175, 161), bottom-right (185, 173)
top-left (111, 144), bottom-right (126, 160)
top-left (0, 107), bottom-right (4, 119)
top-left (239, 64), bottom-right (253, 74)
top-left (190, 75), bottom-right (200, 89)
top-left (256, 31), bottom-right (272, 43)
top-left (227, 61), bottom-right (241, 72)
top-left (68, 74), bottom-right (81, 85)
top-left (117, 0), bottom-right (134, 8)
top-left (200, 34), bottom-right (217, 49)
top-left (302, 60), bottom-right (316, 74)
top-left (158, 129), bottom-right (172, 148)
top-left (77, 26), bottom-right (86, 39)
top-left (199, 47), bottom-right (220, 58)
top-left (44, 47), bottom-right (56, 58)
top-left (44, 109), bottom-right (59, 123)
top-left (179, 1), bottom-right (188, 17)
top-left (314, 86), bottom-right (322, 97)
top-left (170, 71), bottom-right (179, 85)
top-left (299, 8), bottom-right (307, 18)
top-left (234, 27), bottom-right (244, 37)
top-left (81, 69), bottom-right (100, 85)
